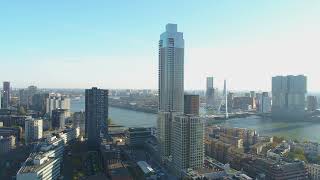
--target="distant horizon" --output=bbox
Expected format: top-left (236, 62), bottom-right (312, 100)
top-left (1, 1), bottom-right (320, 91)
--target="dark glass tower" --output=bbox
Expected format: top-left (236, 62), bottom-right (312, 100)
top-left (85, 87), bottom-right (109, 148)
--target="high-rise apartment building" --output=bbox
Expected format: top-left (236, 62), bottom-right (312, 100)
top-left (25, 118), bottom-right (43, 143)
top-left (157, 24), bottom-right (204, 175)
top-left (184, 94), bottom-right (199, 115)
top-left (272, 75), bottom-right (307, 119)
top-left (2, 81), bottom-right (10, 108)
top-left (172, 115), bottom-right (204, 172)
top-left (158, 23), bottom-right (185, 162)
top-left (261, 92), bottom-right (272, 113)
top-left (46, 94), bottom-right (71, 117)
top-left (158, 23), bottom-right (184, 113)
top-left (206, 77), bottom-right (215, 107)
top-left (307, 96), bottom-right (318, 112)
top-left (85, 87), bottom-right (108, 148)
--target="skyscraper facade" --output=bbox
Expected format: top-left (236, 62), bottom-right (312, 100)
top-left (157, 24), bottom-right (204, 174)
top-left (172, 115), bottom-right (204, 171)
top-left (206, 77), bottom-right (215, 107)
top-left (272, 75), bottom-right (307, 119)
top-left (2, 81), bottom-right (10, 108)
top-left (85, 87), bottom-right (108, 148)
top-left (52, 109), bottom-right (66, 130)
top-left (158, 23), bottom-right (184, 113)
top-left (158, 24), bottom-right (184, 161)
top-left (184, 94), bottom-right (200, 115)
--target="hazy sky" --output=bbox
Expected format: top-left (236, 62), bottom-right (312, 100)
top-left (0, 1), bottom-right (319, 91)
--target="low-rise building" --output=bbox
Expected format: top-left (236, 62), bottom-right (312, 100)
top-left (125, 127), bottom-right (151, 147)
top-left (0, 135), bottom-right (16, 154)
top-left (16, 152), bottom-right (61, 180)
top-left (307, 164), bottom-right (320, 180)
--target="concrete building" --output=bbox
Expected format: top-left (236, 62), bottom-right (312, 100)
top-left (184, 94), bottom-right (200, 115)
top-left (241, 157), bottom-right (308, 179)
top-left (307, 164), bottom-right (320, 180)
top-left (0, 126), bottom-right (22, 141)
top-left (31, 93), bottom-right (49, 114)
top-left (25, 118), bottom-right (43, 143)
top-left (57, 127), bottom-right (80, 144)
top-left (260, 92), bottom-right (272, 113)
top-left (272, 75), bottom-right (307, 119)
top-left (126, 128), bottom-right (151, 147)
top-left (51, 109), bottom-right (66, 130)
top-left (158, 23), bottom-right (184, 162)
top-left (85, 87), bottom-right (108, 148)
top-left (46, 94), bottom-right (70, 117)
top-left (158, 23), bottom-right (184, 113)
top-left (72, 111), bottom-right (85, 136)
top-left (307, 96), bottom-right (318, 112)
top-left (172, 115), bottom-right (204, 173)
top-left (2, 81), bottom-right (10, 108)
top-left (16, 152), bottom-right (61, 180)
top-left (206, 77), bottom-right (215, 107)
top-left (0, 135), bottom-right (16, 154)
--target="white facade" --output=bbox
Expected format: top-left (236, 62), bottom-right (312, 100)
top-left (307, 164), bottom-right (320, 180)
top-left (25, 118), bottom-right (43, 143)
top-left (46, 94), bottom-right (70, 117)
top-left (172, 115), bottom-right (204, 172)
top-left (158, 23), bottom-right (184, 113)
top-left (17, 153), bottom-right (60, 180)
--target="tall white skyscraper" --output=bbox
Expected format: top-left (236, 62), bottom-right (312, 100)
top-left (158, 23), bottom-right (184, 113)
top-left (158, 24), bottom-right (185, 161)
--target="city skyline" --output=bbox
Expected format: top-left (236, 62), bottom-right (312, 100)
top-left (1, 1), bottom-right (320, 91)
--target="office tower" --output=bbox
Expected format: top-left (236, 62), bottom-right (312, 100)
top-left (184, 94), bottom-right (200, 115)
top-left (172, 115), bottom-right (204, 171)
top-left (0, 135), bottom-right (16, 154)
top-left (85, 87), bottom-right (109, 148)
top-left (0, 92), bottom-right (2, 109)
top-left (261, 92), bottom-right (272, 113)
top-left (224, 80), bottom-right (229, 119)
top-left (158, 24), bottom-right (184, 162)
top-left (25, 118), bottom-right (43, 143)
top-left (158, 23), bottom-right (184, 113)
top-left (307, 96), bottom-right (318, 112)
top-left (206, 77), bottom-right (215, 107)
top-left (52, 109), bottom-right (66, 130)
top-left (272, 75), bottom-right (307, 119)
top-left (2, 81), bottom-right (10, 108)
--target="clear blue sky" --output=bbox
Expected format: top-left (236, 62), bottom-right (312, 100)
top-left (0, 1), bottom-right (319, 91)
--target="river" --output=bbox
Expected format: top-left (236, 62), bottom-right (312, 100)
top-left (71, 98), bottom-right (320, 142)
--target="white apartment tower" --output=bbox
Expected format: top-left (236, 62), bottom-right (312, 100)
top-left (158, 23), bottom-right (184, 113)
top-left (25, 118), bottom-right (43, 143)
top-left (172, 115), bottom-right (204, 171)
